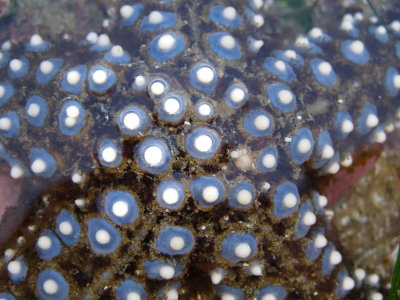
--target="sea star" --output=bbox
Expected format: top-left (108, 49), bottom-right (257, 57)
top-left (0, 0), bottom-right (399, 299)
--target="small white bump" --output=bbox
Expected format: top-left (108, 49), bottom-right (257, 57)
top-left (144, 145), bottom-right (163, 166)
top-left (369, 292), bottom-right (383, 300)
top-left (234, 243), bottom-right (251, 258)
top-left (134, 75), bottom-right (146, 88)
top-left (329, 250), bottom-right (342, 265)
top-left (202, 186), bottom-right (219, 203)
top-left (123, 112), bottom-right (140, 130)
top-left (67, 70), bottom-right (81, 85)
top-left (198, 103), bottom-right (212, 117)
top-left (230, 87), bottom-right (245, 103)
top-left (0, 85), bottom-right (5, 98)
top-left (302, 211), bottom-right (316, 226)
top-left (71, 172), bottom-right (83, 184)
top-left (95, 229), bottom-right (111, 244)
top-left (309, 27), bottom-right (323, 39)
top-left (261, 294), bottom-right (276, 300)
top-left (9, 59), bottom-right (23, 72)
top-left (254, 115), bottom-right (270, 131)
top-left (367, 274), bottom-right (380, 286)
top-left (274, 60), bottom-right (286, 71)
top-left (0, 117), bottom-right (11, 131)
top-left (196, 66), bottom-right (214, 84)
top-left (157, 34), bottom-right (176, 51)
top-left (297, 138), bottom-right (312, 154)
top-left (250, 263), bottom-right (263, 276)
top-left (164, 97), bottom-right (181, 115)
top-left (340, 20), bottom-right (354, 32)
top-left (326, 162), bottom-right (340, 174)
top-left (376, 25), bottom-right (386, 35)
top-left (220, 34), bottom-right (235, 50)
top-left (283, 193), bottom-right (297, 208)
top-left (210, 268), bottom-right (224, 285)
top-left (318, 195), bottom-right (328, 208)
top-left (66, 105), bottom-right (80, 118)
top-left (321, 145), bottom-right (334, 159)
top-left (75, 198), bottom-right (86, 208)
top-left (127, 292), bottom-right (141, 300)
top-left (27, 103), bottom-right (41, 117)
top-left (251, 0), bottom-right (264, 10)
top-left (30, 34), bottom-right (43, 46)
top-left (37, 236), bottom-right (52, 250)
top-left (373, 130), bottom-right (386, 143)
top-left (252, 14), bottom-right (264, 27)
top-left (314, 234), bottom-right (327, 248)
top-left (10, 165), bottom-right (23, 179)
top-left (390, 20), bottom-right (400, 32)
top-left (262, 153), bottom-right (276, 169)
top-left (295, 36), bottom-right (310, 48)
top-left (166, 289), bottom-right (178, 300)
top-left (92, 69), bottom-right (108, 85)
top-left (342, 276), bottom-right (355, 291)
top-left (101, 147), bottom-right (117, 163)
top-left (149, 11), bottom-right (164, 24)
top-left (393, 74), bottom-right (400, 89)
top-left (112, 201), bottom-right (129, 217)
top-left (194, 134), bottom-right (213, 152)
top-left (65, 117), bottom-right (77, 127)
top-left (110, 45), bottom-right (124, 57)
top-left (222, 6), bottom-right (237, 20)
top-left (150, 81), bottom-right (166, 96)
top-left (31, 159), bottom-right (47, 174)
top-left (341, 119), bottom-right (354, 133)
top-left (40, 60), bottom-right (54, 75)
top-left (7, 260), bottom-right (21, 275)
top-left (120, 5), bottom-right (134, 19)
top-left (366, 114), bottom-right (379, 128)
top-left (284, 49), bottom-right (297, 60)
top-left (162, 187), bottom-right (179, 205)
top-left (169, 236), bottom-right (185, 251)
top-left (318, 61), bottom-right (332, 75)
top-left (59, 221), bottom-right (73, 235)
top-left (86, 32), bottom-right (98, 44)
top-left (277, 89), bottom-right (293, 105)
top-left (248, 38), bottom-right (264, 52)
top-left (354, 268), bottom-right (366, 281)
top-left (43, 279), bottom-right (58, 295)
top-left (97, 34), bottom-right (111, 47)
top-left (236, 189), bottom-right (252, 205)
top-left (349, 40), bottom-right (365, 54)
top-left (159, 265), bottom-right (175, 280)
top-left (221, 294), bottom-right (235, 300)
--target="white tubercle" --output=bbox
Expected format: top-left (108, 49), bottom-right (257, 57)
top-left (43, 279), bottom-right (58, 295)
top-left (101, 146), bottom-right (117, 163)
top-left (196, 66), bottom-right (214, 84)
top-left (40, 60), bottom-right (54, 74)
top-left (283, 193), bottom-right (297, 208)
top-left (95, 229), bottom-right (111, 244)
top-left (120, 5), bottom-right (134, 19)
top-left (157, 34), bottom-right (176, 51)
top-left (234, 243), bottom-right (251, 258)
top-left (144, 146), bottom-right (163, 166)
top-left (149, 11), bottom-right (164, 24)
top-left (194, 134), bottom-right (213, 152)
top-left (9, 59), bottom-right (23, 72)
top-left (92, 69), bottom-right (108, 85)
top-left (222, 6), bottom-right (237, 20)
top-left (202, 186), bottom-right (219, 203)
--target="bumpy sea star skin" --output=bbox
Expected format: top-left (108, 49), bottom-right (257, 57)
top-left (0, 0), bottom-right (399, 299)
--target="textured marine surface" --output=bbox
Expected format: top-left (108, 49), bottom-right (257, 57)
top-left (0, 0), bottom-right (399, 299)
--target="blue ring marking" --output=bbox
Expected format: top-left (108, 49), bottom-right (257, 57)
top-left (26, 39), bottom-right (50, 52)
top-left (242, 109), bottom-right (274, 137)
top-left (0, 111), bottom-right (20, 138)
top-left (257, 146), bottom-right (278, 173)
top-left (35, 58), bottom-right (64, 85)
top-left (184, 127), bottom-right (220, 159)
top-left (336, 269), bottom-right (353, 298)
top-left (194, 101), bottom-right (214, 120)
top-left (368, 25), bottom-right (389, 43)
top-left (272, 49), bottom-right (304, 68)
top-left (256, 285), bottom-right (287, 300)
top-left (8, 58), bottom-right (29, 79)
top-left (36, 269), bottom-right (69, 300)
top-left (156, 180), bottom-right (185, 210)
top-left (290, 128), bottom-right (314, 165)
top-left (295, 201), bottom-right (314, 238)
top-left (216, 285), bottom-right (244, 300)
top-left (0, 51), bottom-right (10, 68)
top-left (155, 226), bottom-right (195, 255)
top-left (190, 176), bottom-right (225, 208)
top-left (306, 228), bottom-right (326, 261)
top-left (35, 229), bottom-right (61, 260)
top-left (188, 63), bottom-right (218, 94)
top-left (221, 233), bottom-right (257, 263)
top-left (97, 139), bottom-right (122, 168)
top-left (273, 181), bottom-right (300, 219)
top-left (385, 67), bottom-right (400, 97)
top-left (7, 256), bottom-right (27, 283)
top-left (225, 84), bottom-right (248, 109)
top-left (88, 65), bottom-right (116, 94)
top-left (310, 58), bottom-right (336, 87)
top-left (340, 40), bottom-right (369, 65)
top-left (209, 6), bottom-right (242, 28)
top-left (228, 181), bottom-right (255, 209)
top-left (120, 4), bottom-right (144, 27)
top-left (311, 130), bottom-right (334, 169)
top-left (102, 191), bottom-right (138, 225)
top-left (143, 260), bottom-right (184, 280)
top-left (263, 57), bottom-right (296, 83)
top-left (87, 218), bottom-right (121, 254)
top-left (115, 279), bottom-right (147, 300)
top-left (209, 32), bottom-right (242, 60)
top-left (25, 96), bottom-right (48, 127)
top-left (140, 11), bottom-right (177, 32)
top-left (116, 105), bottom-right (149, 136)
top-left (322, 242), bottom-right (340, 275)
top-left (0, 82), bottom-right (14, 106)
top-left (396, 41), bottom-right (400, 60)
top-left (357, 102), bottom-right (378, 135)
top-left (60, 65), bottom-right (87, 94)
top-left (58, 100), bottom-right (86, 136)
top-left (0, 293), bottom-right (15, 300)
top-left (104, 48), bottom-right (131, 64)
top-left (148, 77), bottom-right (170, 96)
top-left (148, 32), bottom-right (185, 62)
top-left (158, 94), bottom-right (187, 122)
top-left (29, 148), bottom-right (57, 178)
top-left (135, 137), bottom-right (171, 174)
top-left (334, 111), bottom-right (353, 138)
top-left (266, 83), bottom-right (297, 113)
top-left (55, 209), bottom-right (81, 247)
